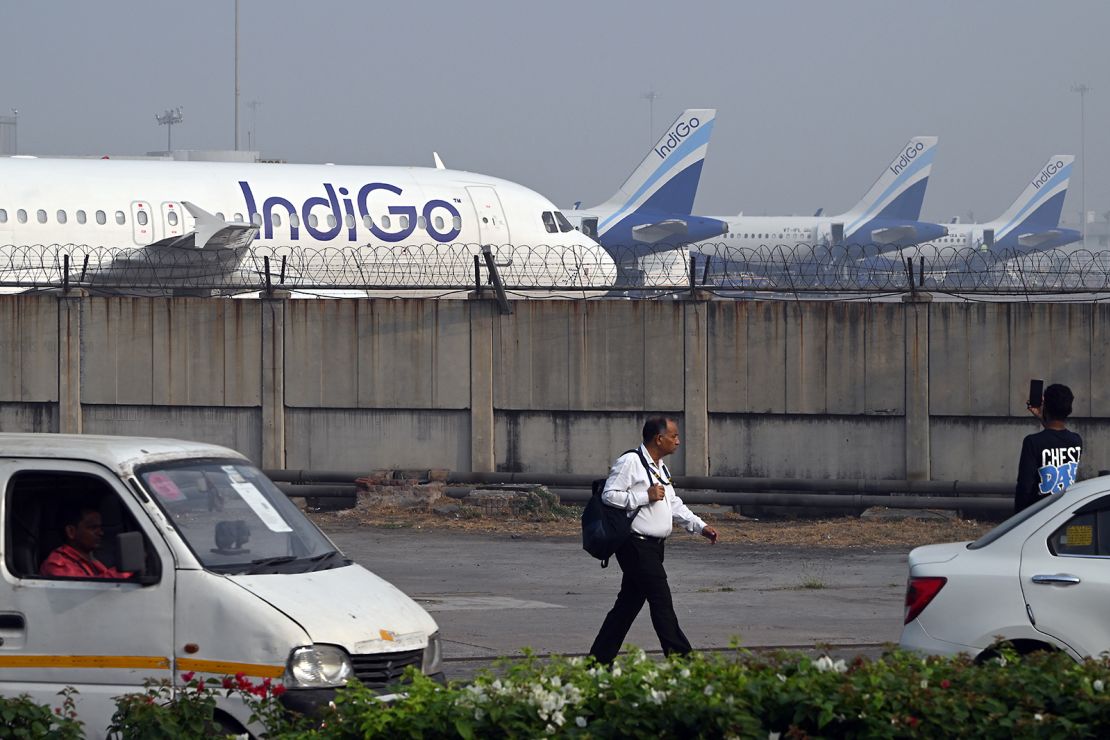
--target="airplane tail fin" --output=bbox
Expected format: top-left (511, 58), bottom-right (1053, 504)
top-left (842, 136), bottom-right (938, 231)
top-left (990, 155), bottom-right (1074, 237)
top-left (594, 109), bottom-right (716, 232)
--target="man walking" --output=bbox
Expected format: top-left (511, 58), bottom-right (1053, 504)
top-left (589, 416), bottom-right (718, 664)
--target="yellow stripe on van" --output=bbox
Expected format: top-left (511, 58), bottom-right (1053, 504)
top-left (0, 655), bottom-right (170, 670)
top-left (175, 657), bottom-right (284, 678)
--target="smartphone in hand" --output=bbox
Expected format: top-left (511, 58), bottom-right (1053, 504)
top-left (1028, 378), bottom-right (1044, 409)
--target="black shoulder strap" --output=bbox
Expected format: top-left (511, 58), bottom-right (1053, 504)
top-left (626, 448), bottom-right (654, 480)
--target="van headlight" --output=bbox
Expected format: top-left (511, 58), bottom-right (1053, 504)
top-left (284, 645), bottom-right (354, 688)
top-left (422, 632), bottom-right (443, 675)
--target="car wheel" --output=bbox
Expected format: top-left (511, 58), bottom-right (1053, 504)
top-left (975, 639), bottom-right (1057, 665)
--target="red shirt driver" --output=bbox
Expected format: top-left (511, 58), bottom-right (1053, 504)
top-left (40, 506), bottom-right (131, 579)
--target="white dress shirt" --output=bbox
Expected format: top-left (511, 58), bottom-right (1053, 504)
top-left (601, 444), bottom-right (706, 539)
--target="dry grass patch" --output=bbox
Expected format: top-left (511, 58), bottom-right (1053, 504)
top-left (309, 502), bottom-right (994, 550)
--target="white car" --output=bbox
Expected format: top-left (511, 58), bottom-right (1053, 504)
top-left (901, 476), bottom-right (1110, 661)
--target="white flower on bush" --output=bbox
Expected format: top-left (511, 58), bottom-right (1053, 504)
top-left (1094, 679), bottom-right (1105, 693)
top-left (576, 716), bottom-right (588, 728)
top-left (995, 656), bottom-right (1007, 667)
top-left (680, 668), bottom-right (691, 679)
top-left (1034, 713), bottom-right (1044, 722)
top-left (552, 710), bottom-right (565, 727)
top-left (549, 676), bottom-right (562, 689)
top-left (920, 679), bottom-right (928, 690)
top-left (776, 673), bottom-right (787, 683)
top-left (474, 708), bottom-right (484, 721)
top-left (612, 667), bottom-right (622, 678)
top-left (704, 684), bottom-right (715, 696)
top-left (649, 689), bottom-right (668, 705)
top-left (814, 655), bottom-right (847, 673)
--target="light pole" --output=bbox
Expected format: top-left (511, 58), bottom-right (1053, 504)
top-left (247, 99), bottom-right (261, 151)
top-left (155, 107), bottom-right (184, 152)
top-left (642, 89), bottom-right (659, 145)
top-left (234, 0), bottom-right (240, 150)
top-left (1071, 83), bottom-right (1090, 245)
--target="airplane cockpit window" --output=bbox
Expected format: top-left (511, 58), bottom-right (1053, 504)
top-left (96, 210), bottom-right (106, 225)
top-left (56, 210), bottom-right (67, 224)
top-left (554, 211), bottom-right (574, 233)
top-left (76, 210), bottom-right (86, 224)
top-left (36, 210), bottom-right (47, 224)
top-left (136, 211), bottom-right (148, 226)
top-left (541, 211), bottom-right (558, 234)
top-left (0, 209), bottom-right (6, 223)
top-left (17, 209), bottom-right (27, 224)
top-left (115, 211), bottom-right (126, 225)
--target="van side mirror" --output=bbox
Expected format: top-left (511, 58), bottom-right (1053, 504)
top-left (118, 531), bottom-right (156, 584)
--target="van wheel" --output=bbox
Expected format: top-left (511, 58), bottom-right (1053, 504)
top-left (209, 710), bottom-right (250, 738)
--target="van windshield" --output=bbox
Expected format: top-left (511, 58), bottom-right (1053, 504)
top-left (137, 459), bottom-right (348, 575)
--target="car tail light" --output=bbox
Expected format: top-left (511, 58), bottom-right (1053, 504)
top-left (904, 576), bottom-right (947, 624)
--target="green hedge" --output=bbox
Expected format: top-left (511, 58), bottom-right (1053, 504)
top-left (12, 648), bottom-right (1110, 738)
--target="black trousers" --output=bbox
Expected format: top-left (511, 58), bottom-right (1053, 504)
top-left (589, 534), bottom-right (692, 664)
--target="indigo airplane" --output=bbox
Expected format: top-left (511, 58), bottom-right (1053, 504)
top-left (0, 156), bottom-right (617, 291)
top-left (861, 155), bottom-right (1080, 272)
top-left (565, 109), bottom-right (728, 259)
top-left (689, 136), bottom-right (947, 271)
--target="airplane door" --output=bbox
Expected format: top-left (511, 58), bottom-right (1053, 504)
top-left (160, 202), bottom-right (185, 241)
top-left (466, 186), bottom-right (511, 246)
top-left (131, 201), bottom-right (155, 245)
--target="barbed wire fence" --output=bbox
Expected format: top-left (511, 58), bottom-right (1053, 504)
top-left (2, 242), bottom-right (1110, 299)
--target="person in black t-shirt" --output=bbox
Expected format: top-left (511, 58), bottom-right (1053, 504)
top-left (1015, 383), bottom-right (1083, 514)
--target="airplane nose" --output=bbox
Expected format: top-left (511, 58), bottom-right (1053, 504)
top-left (574, 232), bottom-right (617, 287)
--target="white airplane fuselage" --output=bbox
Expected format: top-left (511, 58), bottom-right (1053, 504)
top-left (0, 157), bottom-right (615, 288)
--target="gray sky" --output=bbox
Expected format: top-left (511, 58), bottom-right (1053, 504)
top-left (2, 0), bottom-right (1107, 223)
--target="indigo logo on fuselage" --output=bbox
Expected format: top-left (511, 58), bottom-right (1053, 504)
top-left (239, 181), bottom-right (463, 243)
top-left (889, 141), bottom-right (927, 177)
top-left (1031, 160), bottom-right (1066, 191)
top-left (654, 117), bottom-right (700, 160)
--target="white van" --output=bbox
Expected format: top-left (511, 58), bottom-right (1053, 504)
top-left (0, 433), bottom-right (442, 737)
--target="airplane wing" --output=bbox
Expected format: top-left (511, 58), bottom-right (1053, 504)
top-left (631, 219), bottom-right (689, 244)
top-left (869, 225), bottom-right (918, 245)
top-left (145, 202), bottom-right (258, 250)
top-left (1017, 230), bottom-right (1062, 249)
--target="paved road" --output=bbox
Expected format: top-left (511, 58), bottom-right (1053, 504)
top-left (325, 526), bottom-right (910, 674)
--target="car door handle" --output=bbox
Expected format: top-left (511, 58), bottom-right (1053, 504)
top-left (1032, 574), bottom-right (1081, 585)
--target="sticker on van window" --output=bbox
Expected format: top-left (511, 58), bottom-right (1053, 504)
top-left (147, 472), bottom-right (185, 502)
top-left (1065, 525), bottom-right (1093, 547)
top-left (222, 466), bottom-right (292, 533)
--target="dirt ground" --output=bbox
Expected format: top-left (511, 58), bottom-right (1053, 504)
top-left (308, 498), bottom-right (995, 550)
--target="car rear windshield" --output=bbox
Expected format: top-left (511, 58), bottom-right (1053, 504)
top-left (137, 458), bottom-right (346, 574)
top-left (967, 492), bottom-right (1064, 550)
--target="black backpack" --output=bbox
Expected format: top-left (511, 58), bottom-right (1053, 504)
top-left (581, 449), bottom-right (652, 568)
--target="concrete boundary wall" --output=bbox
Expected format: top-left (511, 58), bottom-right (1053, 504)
top-left (0, 293), bottom-right (1105, 481)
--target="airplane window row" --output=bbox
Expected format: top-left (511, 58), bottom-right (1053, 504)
top-left (729, 233), bottom-right (787, 239)
top-left (0, 208), bottom-right (128, 226)
top-left (0, 208), bottom-right (464, 235)
top-left (541, 211), bottom-right (574, 234)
